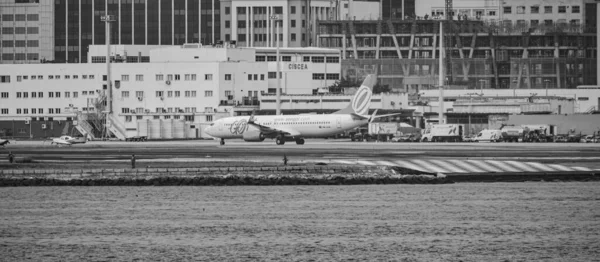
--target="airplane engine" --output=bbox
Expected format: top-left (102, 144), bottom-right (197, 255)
top-left (242, 129), bottom-right (265, 142)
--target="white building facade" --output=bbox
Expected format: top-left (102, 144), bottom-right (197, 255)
top-left (0, 44), bottom-right (342, 138)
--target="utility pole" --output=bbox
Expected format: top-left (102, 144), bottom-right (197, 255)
top-left (438, 21), bottom-right (444, 125)
top-left (101, 14), bottom-right (116, 139)
top-left (270, 15), bottom-right (281, 115)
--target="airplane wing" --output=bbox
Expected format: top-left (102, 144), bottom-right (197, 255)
top-left (247, 117), bottom-right (301, 137)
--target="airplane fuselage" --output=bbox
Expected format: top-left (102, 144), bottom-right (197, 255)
top-left (207, 114), bottom-right (368, 139)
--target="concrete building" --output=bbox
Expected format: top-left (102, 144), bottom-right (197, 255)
top-left (0, 0), bottom-right (53, 64)
top-left (337, 0), bottom-right (381, 20)
top-left (381, 0), bottom-right (415, 20)
top-left (0, 0), bottom-right (222, 64)
top-left (0, 44), bottom-right (341, 139)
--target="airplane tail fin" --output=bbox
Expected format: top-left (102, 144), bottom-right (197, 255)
top-left (334, 74), bottom-right (377, 115)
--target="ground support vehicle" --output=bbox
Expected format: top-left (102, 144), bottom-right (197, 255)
top-left (500, 125), bottom-right (525, 142)
top-left (421, 124), bottom-right (464, 142)
top-left (474, 129), bottom-right (503, 142)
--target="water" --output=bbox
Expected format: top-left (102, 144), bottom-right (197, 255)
top-left (1, 183), bottom-right (599, 261)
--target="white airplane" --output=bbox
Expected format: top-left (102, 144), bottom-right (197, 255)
top-left (48, 136), bottom-right (87, 146)
top-left (0, 139), bottom-right (10, 147)
top-left (204, 74), bottom-right (399, 145)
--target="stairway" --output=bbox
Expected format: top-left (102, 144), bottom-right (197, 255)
top-left (75, 112), bottom-right (96, 139)
top-left (107, 114), bottom-right (127, 140)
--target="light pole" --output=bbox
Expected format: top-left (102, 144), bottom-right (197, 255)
top-left (270, 15), bottom-right (281, 115)
top-left (544, 79), bottom-right (550, 97)
top-left (101, 14), bottom-right (116, 140)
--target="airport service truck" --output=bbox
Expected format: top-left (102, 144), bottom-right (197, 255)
top-left (500, 125), bottom-right (526, 142)
top-left (421, 124), bottom-right (465, 142)
top-left (474, 129), bottom-right (504, 142)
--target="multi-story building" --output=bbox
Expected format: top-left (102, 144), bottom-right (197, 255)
top-left (0, 0), bottom-right (222, 64)
top-left (219, 0), bottom-right (341, 48)
top-left (381, 0), bottom-right (415, 20)
top-left (0, 0), bottom-right (53, 64)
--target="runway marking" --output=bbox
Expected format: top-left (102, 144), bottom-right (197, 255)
top-left (485, 160), bottom-right (521, 173)
top-left (466, 160), bottom-right (503, 173)
top-left (447, 160), bottom-right (486, 173)
top-left (324, 159), bottom-right (598, 174)
top-left (505, 161), bottom-right (539, 172)
top-left (429, 160), bottom-right (466, 173)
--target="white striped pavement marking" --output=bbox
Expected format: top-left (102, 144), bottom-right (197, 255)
top-left (572, 166), bottom-right (593, 171)
top-left (466, 160), bottom-right (504, 173)
top-left (429, 160), bottom-right (467, 173)
top-left (505, 161), bottom-right (539, 172)
top-left (485, 160), bottom-right (521, 173)
top-left (393, 160), bottom-right (430, 173)
top-left (447, 160), bottom-right (487, 173)
top-left (410, 159), bottom-right (449, 174)
top-left (548, 164), bottom-right (575, 172)
top-left (525, 162), bottom-right (558, 172)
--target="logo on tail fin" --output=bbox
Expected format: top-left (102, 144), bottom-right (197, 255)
top-left (334, 74), bottom-right (376, 115)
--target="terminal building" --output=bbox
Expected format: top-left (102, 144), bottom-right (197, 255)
top-left (0, 44), bottom-right (342, 139)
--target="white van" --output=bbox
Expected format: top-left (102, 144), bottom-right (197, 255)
top-left (475, 129), bottom-right (503, 142)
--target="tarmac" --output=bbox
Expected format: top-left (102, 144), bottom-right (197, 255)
top-left (1, 139), bottom-right (599, 182)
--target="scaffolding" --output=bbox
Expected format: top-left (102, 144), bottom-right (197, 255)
top-left (317, 19), bottom-right (597, 91)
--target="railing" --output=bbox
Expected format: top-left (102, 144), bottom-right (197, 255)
top-left (584, 106), bottom-right (596, 114)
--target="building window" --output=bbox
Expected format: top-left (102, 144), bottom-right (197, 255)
top-left (225, 20), bottom-right (230, 28)
top-left (17, 92), bottom-right (22, 98)
top-left (531, 6), bottom-right (539, 14)
top-left (302, 6), bottom-right (306, 14)
top-left (237, 7), bottom-right (246, 14)
top-left (0, 92), bottom-right (8, 98)
top-left (38, 108), bottom-right (43, 114)
top-left (174, 74), bottom-right (180, 81)
top-left (291, 33), bottom-right (296, 41)
top-left (65, 92), bottom-right (70, 98)
top-left (312, 74), bottom-right (325, 80)
top-left (122, 75), bottom-right (129, 81)
top-left (191, 91), bottom-right (196, 97)
top-left (125, 116), bottom-right (132, 122)
top-left (23, 109), bottom-right (28, 114)
top-left (73, 92), bottom-right (78, 98)
top-left (291, 6), bottom-right (296, 14)
top-left (48, 92), bottom-right (53, 98)
top-left (31, 108), bottom-right (36, 114)
top-left (503, 6), bottom-right (511, 14)
top-left (55, 92), bottom-right (60, 98)
top-left (572, 5), bottom-right (580, 13)
top-left (326, 74), bottom-right (340, 80)
top-left (17, 109), bottom-right (22, 114)
top-left (167, 74), bottom-right (173, 81)
top-left (136, 74), bottom-right (144, 81)
top-left (175, 91), bottom-right (180, 97)
top-left (156, 74), bottom-right (164, 81)
top-left (326, 57), bottom-right (340, 63)
top-left (311, 56), bottom-right (325, 63)
top-left (205, 74), bottom-right (213, 80)
top-left (544, 6), bottom-right (552, 13)
top-left (122, 91), bottom-right (129, 98)
top-left (48, 108), bottom-right (53, 114)
top-left (531, 20), bottom-right (539, 27)
top-left (225, 7), bottom-right (230, 15)
top-left (167, 91), bottom-right (173, 97)
top-left (248, 74), bottom-right (252, 81)
top-left (205, 91), bottom-right (213, 97)
top-left (558, 6), bottom-right (566, 13)
top-left (156, 91), bottom-right (164, 97)
top-left (1, 109), bottom-right (8, 114)
top-left (261, 74), bottom-right (265, 80)
top-left (516, 6), bottom-right (525, 14)
top-left (185, 91), bottom-right (191, 97)
top-left (225, 74), bottom-right (232, 80)
top-left (206, 115), bottom-right (213, 122)
top-left (267, 56), bottom-right (277, 61)
top-left (23, 92), bottom-right (28, 98)
top-left (136, 91), bottom-right (144, 97)
top-left (291, 20), bottom-right (296, 28)
top-left (38, 92), bottom-right (43, 98)
top-left (238, 21), bottom-right (246, 28)
top-left (268, 72), bottom-right (277, 79)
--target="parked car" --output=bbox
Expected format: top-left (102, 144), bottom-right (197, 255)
top-left (583, 135), bottom-right (597, 143)
top-left (462, 135), bottom-right (476, 142)
top-left (391, 133), bottom-right (418, 142)
top-left (554, 135), bottom-right (567, 143)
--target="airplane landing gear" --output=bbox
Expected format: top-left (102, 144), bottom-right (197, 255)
top-left (276, 137), bottom-right (285, 145)
top-left (295, 138), bottom-right (305, 145)
top-left (220, 138), bottom-right (225, 145)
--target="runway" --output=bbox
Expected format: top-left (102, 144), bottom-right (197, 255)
top-left (2, 139), bottom-right (600, 174)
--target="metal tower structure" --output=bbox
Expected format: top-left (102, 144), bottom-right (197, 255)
top-left (444, 0), bottom-right (453, 85)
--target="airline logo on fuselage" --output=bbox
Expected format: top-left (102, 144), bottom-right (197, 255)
top-left (229, 119), bottom-right (248, 135)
